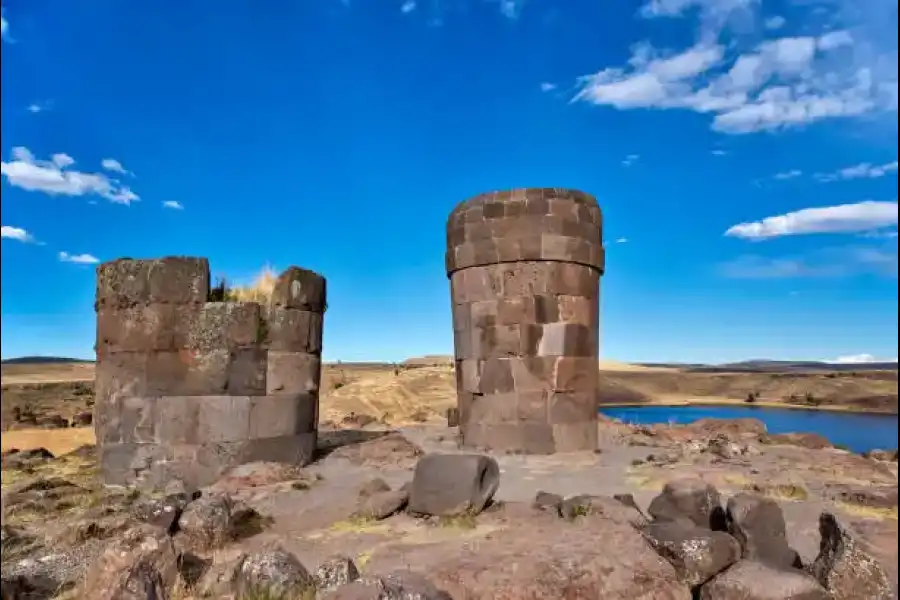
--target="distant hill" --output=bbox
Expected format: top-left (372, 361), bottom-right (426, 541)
top-left (1, 356), bottom-right (94, 365)
top-left (639, 360), bottom-right (898, 373)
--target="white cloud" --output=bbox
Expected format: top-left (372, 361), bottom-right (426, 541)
top-left (816, 160), bottom-right (899, 182)
top-left (1, 9), bottom-right (11, 43)
top-left (719, 243), bottom-right (898, 279)
top-left (162, 200), bottom-right (184, 210)
top-left (573, 2), bottom-right (898, 135)
top-left (58, 251), bottom-right (100, 265)
top-left (773, 169), bottom-right (802, 180)
top-left (540, 82), bottom-right (557, 92)
top-left (400, 0), bottom-right (416, 13)
top-left (1, 226), bottom-right (36, 243)
top-left (101, 158), bottom-right (131, 176)
top-left (496, 0), bottom-right (524, 20)
top-left (765, 15), bottom-right (786, 31)
top-left (622, 154), bottom-right (640, 166)
top-left (1, 147), bottom-right (140, 205)
top-left (830, 353), bottom-right (882, 364)
top-left (613, 237), bottom-right (629, 244)
top-left (711, 149), bottom-right (728, 155)
top-left (725, 200), bottom-right (899, 240)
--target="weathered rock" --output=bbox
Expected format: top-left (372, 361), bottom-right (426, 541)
top-left (641, 520), bottom-right (741, 588)
top-left (690, 418), bottom-right (767, 438)
top-left (864, 449), bottom-right (899, 462)
top-left (193, 552), bottom-right (245, 598)
top-left (826, 483), bottom-right (898, 510)
top-left (331, 432), bottom-right (423, 467)
top-left (810, 512), bottom-right (895, 600)
top-left (176, 492), bottom-right (234, 550)
top-left (236, 547), bottom-right (315, 599)
top-left (559, 494), bottom-right (649, 528)
top-left (71, 411), bottom-right (94, 427)
top-left (1, 574), bottom-right (61, 600)
top-left (648, 478), bottom-right (725, 529)
top-left (131, 493), bottom-right (191, 533)
top-left (1, 448), bottom-right (54, 470)
top-left (407, 453), bottom-right (499, 517)
top-left (355, 489), bottom-right (409, 520)
top-left (699, 560), bottom-right (828, 600)
top-left (315, 555), bottom-right (361, 593)
top-left (763, 433), bottom-right (832, 450)
top-left (532, 491), bottom-right (562, 513)
top-left (81, 525), bottom-right (179, 600)
top-left (323, 571), bottom-right (452, 600)
top-left (428, 514), bottom-right (692, 599)
top-left (726, 493), bottom-right (801, 569)
top-left (358, 478), bottom-right (392, 498)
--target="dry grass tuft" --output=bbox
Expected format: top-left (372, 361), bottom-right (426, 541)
top-left (225, 265), bottom-right (278, 304)
top-left (835, 502), bottom-right (899, 520)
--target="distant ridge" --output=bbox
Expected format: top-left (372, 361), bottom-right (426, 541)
top-left (1, 356), bottom-right (94, 365)
top-left (639, 360), bottom-right (898, 373)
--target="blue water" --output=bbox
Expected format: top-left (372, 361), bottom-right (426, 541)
top-left (599, 405), bottom-right (898, 454)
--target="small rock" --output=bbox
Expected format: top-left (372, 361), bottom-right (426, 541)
top-left (726, 493), bottom-right (801, 569)
top-left (358, 478), bottom-right (391, 498)
top-left (641, 520), bottom-right (741, 587)
top-left (176, 492), bottom-right (234, 551)
top-left (559, 495), bottom-right (649, 528)
top-left (71, 411), bottom-right (93, 427)
top-left (236, 547), bottom-right (315, 599)
top-left (323, 570), bottom-right (452, 600)
top-left (315, 555), bottom-right (360, 593)
top-left (648, 478), bottom-right (726, 529)
top-left (131, 493), bottom-right (191, 533)
top-left (407, 453), bottom-right (499, 517)
top-left (81, 525), bottom-right (179, 600)
top-left (355, 489), bottom-right (409, 520)
top-left (194, 553), bottom-right (245, 598)
top-left (532, 491), bottom-right (562, 513)
top-left (699, 560), bottom-right (828, 600)
top-left (810, 512), bottom-right (895, 600)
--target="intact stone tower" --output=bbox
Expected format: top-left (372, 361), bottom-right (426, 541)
top-left (94, 257), bottom-right (326, 488)
top-left (445, 188), bottom-right (604, 453)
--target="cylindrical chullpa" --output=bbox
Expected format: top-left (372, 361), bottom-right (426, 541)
top-left (445, 188), bottom-right (604, 453)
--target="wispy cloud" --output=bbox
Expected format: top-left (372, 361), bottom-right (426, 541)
top-left (622, 154), bottom-right (640, 167)
top-left (540, 82), bottom-right (557, 92)
top-left (572, 1), bottom-right (898, 134)
top-left (494, 0), bottom-right (524, 21)
top-left (815, 160), bottom-right (899, 182)
top-left (1, 225), bottom-right (36, 243)
top-left (765, 15), bottom-right (786, 31)
top-left (1, 147), bottom-right (140, 205)
top-left (725, 201), bottom-right (899, 240)
top-left (162, 200), bottom-right (184, 210)
top-left (613, 237), bottom-right (629, 244)
top-left (58, 251), bottom-right (100, 265)
top-left (829, 353), bottom-right (885, 364)
top-left (711, 149), bottom-right (728, 156)
top-left (773, 169), bottom-right (802, 180)
top-left (27, 101), bottom-right (52, 114)
top-left (1, 8), bottom-right (12, 43)
top-left (719, 243), bottom-right (898, 279)
top-left (101, 158), bottom-right (132, 176)
top-left (400, 0), bottom-right (416, 13)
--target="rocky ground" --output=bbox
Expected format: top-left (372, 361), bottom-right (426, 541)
top-left (1, 417), bottom-right (898, 599)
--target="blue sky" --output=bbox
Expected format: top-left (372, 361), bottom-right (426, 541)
top-left (1, 0), bottom-right (897, 364)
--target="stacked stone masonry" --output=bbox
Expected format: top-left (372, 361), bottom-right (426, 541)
top-left (446, 188), bottom-right (605, 454)
top-left (94, 257), bottom-right (326, 489)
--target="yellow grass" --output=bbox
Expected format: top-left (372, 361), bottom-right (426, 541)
top-left (1, 427), bottom-right (96, 455)
top-left (835, 502), bottom-right (899, 520)
top-left (226, 265), bottom-right (278, 304)
top-left (1, 362), bottom-right (95, 385)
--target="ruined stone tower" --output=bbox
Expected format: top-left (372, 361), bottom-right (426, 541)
top-left (445, 188), bottom-right (604, 453)
top-left (94, 257), bottom-right (325, 488)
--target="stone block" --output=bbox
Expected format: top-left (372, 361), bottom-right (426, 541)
top-left (196, 396), bottom-right (252, 443)
top-left (96, 257), bottom-right (209, 308)
top-left (535, 323), bottom-right (593, 357)
top-left (240, 433), bottom-right (317, 466)
top-left (99, 442), bottom-right (163, 486)
top-left (96, 304), bottom-right (178, 352)
top-left (248, 394), bottom-right (318, 438)
top-left (265, 307), bottom-right (313, 352)
top-left (227, 348), bottom-right (267, 395)
top-left (267, 352), bottom-right (321, 394)
top-left (186, 302), bottom-right (262, 351)
top-left (548, 392), bottom-right (597, 424)
top-left (117, 395), bottom-right (158, 444)
top-left (478, 358), bottom-right (515, 394)
top-left (271, 267), bottom-right (326, 312)
top-left (468, 393), bottom-right (518, 425)
top-left (143, 349), bottom-right (230, 396)
top-left (552, 422), bottom-right (597, 452)
top-left (154, 396), bottom-right (201, 444)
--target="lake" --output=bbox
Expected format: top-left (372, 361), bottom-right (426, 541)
top-left (599, 404), bottom-right (899, 454)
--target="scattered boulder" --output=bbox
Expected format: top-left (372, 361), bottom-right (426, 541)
top-left (642, 520), bottom-right (742, 588)
top-left (1, 448), bottom-right (54, 470)
top-left (81, 525), bottom-right (179, 600)
top-left (34, 415), bottom-right (68, 429)
top-left (323, 570), bottom-right (452, 600)
top-left (131, 493), bottom-right (192, 534)
top-left (407, 453), bottom-right (499, 517)
top-left (236, 547), bottom-right (316, 600)
top-left (532, 491), bottom-right (562, 513)
top-left (358, 478), bottom-right (392, 498)
top-left (648, 478), bottom-right (726, 529)
top-left (331, 432), bottom-right (423, 467)
top-left (558, 494), bottom-right (649, 528)
top-left (174, 492), bottom-right (270, 551)
top-left (355, 489), bottom-right (409, 521)
top-left (810, 512), bottom-right (895, 600)
top-left (699, 560), bottom-right (828, 600)
top-left (315, 555), bottom-right (361, 593)
top-left (725, 493), bottom-right (801, 569)
top-left (71, 411), bottom-right (93, 427)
